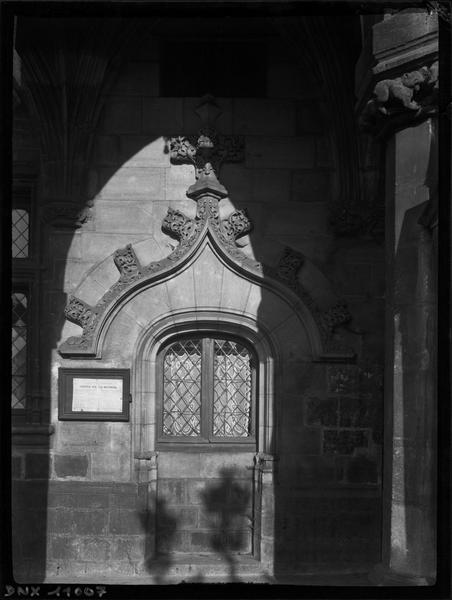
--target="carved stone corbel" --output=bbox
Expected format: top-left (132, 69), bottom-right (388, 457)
top-left (161, 208), bottom-right (199, 243)
top-left (64, 296), bottom-right (98, 331)
top-left (359, 61), bottom-right (439, 137)
top-left (275, 247), bottom-right (304, 291)
top-left (221, 209), bottom-right (252, 242)
top-left (113, 244), bottom-right (142, 282)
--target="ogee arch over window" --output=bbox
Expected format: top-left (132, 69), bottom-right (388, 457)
top-left (157, 335), bottom-right (256, 448)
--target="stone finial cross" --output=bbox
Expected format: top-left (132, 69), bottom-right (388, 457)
top-left (168, 95), bottom-right (244, 186)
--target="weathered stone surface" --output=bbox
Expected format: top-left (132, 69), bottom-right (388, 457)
top-left (291, 170), bottom-right (331, 203)
top-left (345, 455), bottom-right (378, 484)
top-left (48, 491), bottom-right (110, 509)
top-left (261, 201), bottom-right (329, 237)
top-left (94, 201), bottom-right (156, 234)
top-left (280, 426), bottom-right (322, 455)
top-left (191, 245), bottom-right (224, 309)
top-left (54, 454), bottom-right (89, 478)
top-left (165, 268), bottom-right (196, 311)
top-left (12, 456), bottom-right (22, 479)
top-left (233, 99), bottom-right (296, 136)
top-left (186, 479), bottom-right (207, 505)
top-left (48, 509), bottom-right (108, 535)
top-left (327, 365), bottom-right (360, 395)
top-left (90, 449), bottom-right (131, 483)
top-left (142, 98), bottom-right (183, 135)
top-left (165, 163), bottom-right (196, 201)
top-left (280, 455), bottom-right (336, 485)
top-left (158, 453), bottom-right (201, 479)
top-left (97, 166), bottom-right (165, 200)
top-left (78, 537), bottom-right (110, 562)
top-left (49, 535), bottom-right (78, 560)
top-left (315, 137), bottom-right (334, 168)
top-left (93, 135), bottom-right (120, 165)
top-left (306, 397), bottom-right (338, 427)
top-left (123, 284), bottom-right (171, 328)
top-left (245, 136), bottom-right (316, 170)
top-left (158, 479), bottom-right (186, 505)
top-left (110, 535), bottom-right (145, 561)
top-left (113, 61), bottom-right (159, 96)
top-left (220, 267), bottom-right (251, 313)
top-left (267, 60), bottom-right (319, 100)
top-left (373, 10), bottom-right (438, 58)
top-left (101, 97), bottom-right (141, 134)
top-left (119, 135), bottom-right (169, 168)
top-left (296, 101), bottom-right (325, 134)
top-left (56, 422), bottom-right (111, 450)
top-left (323, 429), bottom-right (370, 455)
top-left (80, 232), bottom-right (149, 262)
top-left (183, 96), bottom-right (233, 135)
top-left (251, 168), bottom-right (292, 203)
top-left (24, 454), bottom-right (49, 479)
top-left (109, 509), bottom-right (146, 535)
top-left (101, 309), bottom-right (144, 363)
top-left (199, 453), bottom-right (254, 479)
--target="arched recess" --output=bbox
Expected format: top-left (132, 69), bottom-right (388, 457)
top-left (132, 309), bottom-right (278, 460)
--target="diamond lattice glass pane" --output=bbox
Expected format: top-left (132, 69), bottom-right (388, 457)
top-left (12, 209), bottom-right (29, 258)
top-left (213, 339), bottom-right (252, 437)
top-left (163, 339), bottom-right (202, 436)
top-left (12, 293), bottom-right (27, 409)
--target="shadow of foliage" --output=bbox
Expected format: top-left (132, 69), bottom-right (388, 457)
top-left (200, 466), bottom-right (251, 581)
top-left (139, 496), bottom-right (178, 583)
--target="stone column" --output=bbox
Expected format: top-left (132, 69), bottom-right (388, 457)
top-left (254, 453), bottom-right (276, 574)
top-left (135, 451), bottom-right (159, 564)
top-left (355, 9), bottom-right (439, 585)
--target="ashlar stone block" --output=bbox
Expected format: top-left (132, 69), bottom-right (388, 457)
top-left (158, 453), bottom-right (201, 478)
top-left (192, 245), bottom-right (225, 309)
top-left (123, 284), bottom-right (172, 329)
top-left (101, 97), bottom-right (141, 134)
top-left (165, 268), bottom-right (196, 311)
top-left (233, 99), bottom-right (296, 136)
top-left (97, 166), bottom-right (165, 200)
top-left (142, 98), bottom-right (183, 135)
top-left (220, 266), bottom-right (251, 313)
top-left (54, 455), bottom-right (89, 479)
top-left (94, 201), bottom-right (156, 234)
top-left (101, 309), bottom-right (145, 363)
top-left (291, 170), bottom-right (331, 203)
top-left (246, 136), bottom-right (316, 170)
top-left (119, 135), bottom-right (170, 168)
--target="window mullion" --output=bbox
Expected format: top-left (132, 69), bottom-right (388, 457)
top-left (202, 337), bottom-right (213, 441)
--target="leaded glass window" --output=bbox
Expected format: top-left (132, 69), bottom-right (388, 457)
top-left (12, 208), bottom-right (29, 258)
top-left (159, 335), bottom-right (256, 445)
top-left (12, 292), bottom-right (28, 410)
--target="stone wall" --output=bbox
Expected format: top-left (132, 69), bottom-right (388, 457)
top-left (12, 21), bottom-right (385, 581)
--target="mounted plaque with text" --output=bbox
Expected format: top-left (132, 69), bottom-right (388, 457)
top-left (58, 368), bottom-right (130, 421)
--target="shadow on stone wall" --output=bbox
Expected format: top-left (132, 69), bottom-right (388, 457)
top-left (140, 497), bottom-right (178, 583)
top-left (200, 467), bottom-right (251, 581)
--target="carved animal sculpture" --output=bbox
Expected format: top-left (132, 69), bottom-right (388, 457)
top-left (373, 68), bottom-right (430, 114)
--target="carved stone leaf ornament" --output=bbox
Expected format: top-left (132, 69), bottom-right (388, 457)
top-left (113, 244), bottom-right (142, 282)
